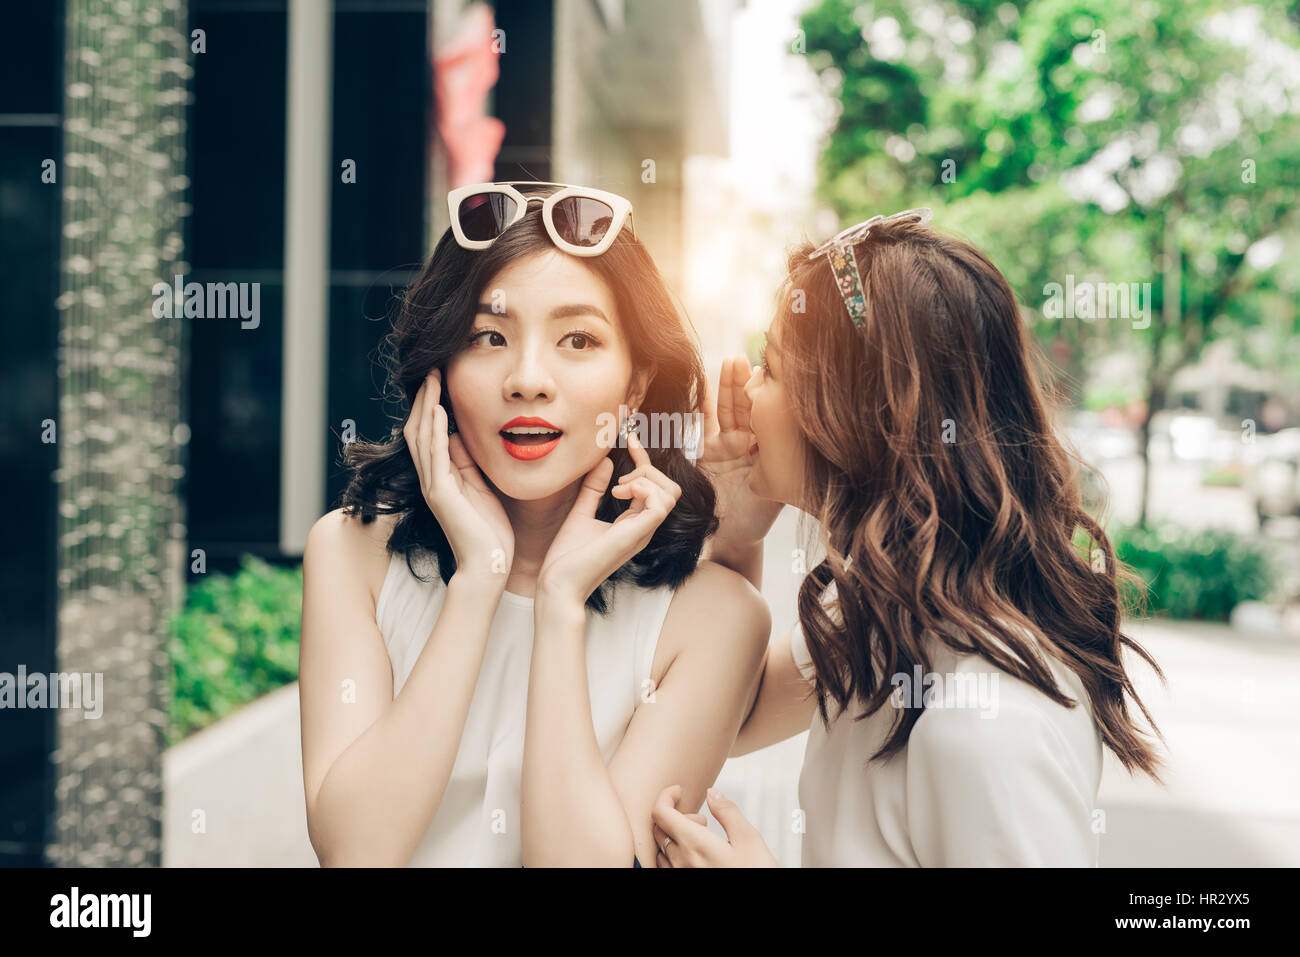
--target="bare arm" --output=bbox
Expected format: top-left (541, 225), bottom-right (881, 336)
top-left (520, 561), bottom-right (771, 866)
top-left (702, 538), bottom-right (817, 753)
top-left (729, 621), bottom-right (818, 757)
top-left (299, 509), bottom-right (503, 866)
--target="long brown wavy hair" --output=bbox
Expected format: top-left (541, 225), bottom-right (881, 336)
top-left (778, 216), bottom-right (1167, 782)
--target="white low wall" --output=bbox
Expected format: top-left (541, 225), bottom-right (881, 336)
top-left (163, 682), bottom-right (317, 867)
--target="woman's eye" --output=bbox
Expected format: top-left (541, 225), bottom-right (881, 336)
top-left (757, 344), bottom-right (769, 374)
top-left (562, 331), bottom-right (599, 350)
top-left (468, 330), bottom-right (505, 347)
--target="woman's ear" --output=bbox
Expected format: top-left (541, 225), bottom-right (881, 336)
top-left (627, 364), bottom-right (656, 409)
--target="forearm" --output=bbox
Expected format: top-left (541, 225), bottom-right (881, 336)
top-left (520, 597), bottom-right (636, 867)
top-left (729, 634), bottom-right (817, 757)
top-left (702, 538), bottom-right (764, 591)
top-left (309, 575), bottom-right (500, 866)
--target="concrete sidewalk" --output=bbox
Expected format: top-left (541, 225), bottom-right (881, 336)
top-left (1094, 619), bottom-right (1300, 866)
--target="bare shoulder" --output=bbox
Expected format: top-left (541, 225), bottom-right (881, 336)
top-left (652, 560), bottom-right (772, 681)
top-left (304, 507), bottom-right (402, 611)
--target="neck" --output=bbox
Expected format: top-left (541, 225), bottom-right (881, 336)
top-left (497, 478), bottom-right (584, 595)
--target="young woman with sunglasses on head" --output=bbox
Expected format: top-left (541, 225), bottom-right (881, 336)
top-left (652, 210), bottom-right (1167, 867)
top-left (298, 182), bottom-right (770, 867)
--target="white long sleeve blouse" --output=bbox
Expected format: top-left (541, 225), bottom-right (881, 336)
top-left (788, 605), bottom-right (1104, 867)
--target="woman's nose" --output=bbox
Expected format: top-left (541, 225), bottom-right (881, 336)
top-left (503, 346), bottom-right (555, 400)
top-left (743, 362), bottom-right (761, 400)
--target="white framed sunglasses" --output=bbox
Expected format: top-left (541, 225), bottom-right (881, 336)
top-left (446, 181), bottom-right (636, 257)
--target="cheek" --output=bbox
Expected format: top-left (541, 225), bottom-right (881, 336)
top-left (751, 386), bottom-right (781, 440)
top-left (444, 362), bottom-right (479, 416)
top-left (766, 390), bottom-right (802, 463)
top-left (444, 363), bottom-right (501, 446)
top-left (566, 354), bottom-right (632, 413)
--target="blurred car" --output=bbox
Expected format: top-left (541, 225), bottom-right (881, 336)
top-left (1247, 428), bottom-right (1300, 527)
top-left (1166, 413), bottom-right (1219, 462)
top-left (1062, 411), bottom-right (1138, 463)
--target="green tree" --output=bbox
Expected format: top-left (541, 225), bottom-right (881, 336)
top-left (799, 0), bottom-right (1300, 526)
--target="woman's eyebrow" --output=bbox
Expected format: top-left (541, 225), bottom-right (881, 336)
top-left (472, 303), bottom-right (611, 324)
top-left (548, 303), bottom-right (610, 324)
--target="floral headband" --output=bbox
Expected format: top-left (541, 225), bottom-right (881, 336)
top-left (807, 208), bottom-right (933, 328)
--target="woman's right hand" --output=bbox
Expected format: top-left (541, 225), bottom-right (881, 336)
top-left (403, 368), bottom-right (514, 585)
top-left (700, 355), bottom-right (784, 550)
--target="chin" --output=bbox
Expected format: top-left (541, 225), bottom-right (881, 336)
top-left (485, 456), bottom-right (591, 503)
top-left (484, 468), bottom-right (565, 502)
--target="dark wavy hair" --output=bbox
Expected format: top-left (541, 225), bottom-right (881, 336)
top-left (777, 217), bottom-right (1168, 782)
top-left (337, 187), bottom-right (718, 614)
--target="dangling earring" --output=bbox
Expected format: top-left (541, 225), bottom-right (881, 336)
top-left (621, 407), bottom-right (640, 438)
top-left (446, 406), bottom-right (458, 435)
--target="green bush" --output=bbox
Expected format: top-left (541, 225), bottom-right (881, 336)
top-left (168, 555), bottom-right (303, 745)
top-left (1111, 524), bottom-right (1274, 621)
top-left (1200, 465), bottom-right (1246, 488)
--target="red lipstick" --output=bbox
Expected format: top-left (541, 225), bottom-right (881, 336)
top-left (499, 416), bottom-right (563, 461)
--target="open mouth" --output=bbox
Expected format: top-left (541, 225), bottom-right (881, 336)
top-left (500, 418), bottom-right (564, 461)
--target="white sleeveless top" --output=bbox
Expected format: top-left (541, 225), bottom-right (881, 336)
top-left (789, 587), bottom-right (1104, 867)
top-left (374, 545), bottom-right (676, 867)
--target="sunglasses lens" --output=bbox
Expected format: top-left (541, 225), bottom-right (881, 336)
top-left (551, 196), bottom-right (616, 249)
top-left (457, 192), bottom-right (519, 242)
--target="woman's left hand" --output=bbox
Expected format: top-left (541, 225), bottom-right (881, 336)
top-left (650, 785), bottom-right (779, 867)
top-left (536, 429), bottom-right (681, 608)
